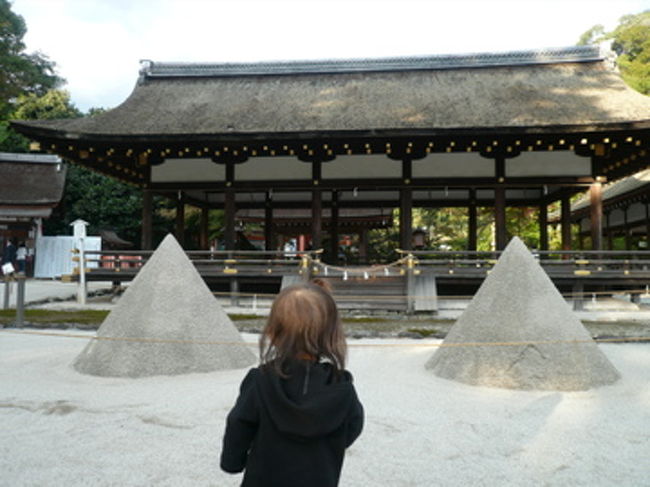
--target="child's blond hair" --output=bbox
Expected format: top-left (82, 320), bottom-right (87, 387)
top-left (260, 283), bottom-right (346, 376)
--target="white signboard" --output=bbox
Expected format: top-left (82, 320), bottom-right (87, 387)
top-left (34, 236), bottom-right (101, 279)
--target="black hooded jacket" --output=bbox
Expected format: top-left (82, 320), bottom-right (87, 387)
top-left (220, 360), bottom-right (364, 487)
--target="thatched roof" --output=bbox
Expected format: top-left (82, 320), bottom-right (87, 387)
top-left (12, 46), bottom-right (650, 140)
top-left (0, 152), bottom-right (66, 218)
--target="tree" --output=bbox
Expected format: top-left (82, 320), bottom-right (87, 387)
top-left (0, 89), bottom-right (82, 151)
top-left (577, 25), bottom-right (606, 46)
top-left (0, 2), bottom-right (173, 245)
top-left (1, 0), bottom-right (65, 151)
top-left (0, 0), bottom-right (62, 118)
top-left (12, 89), bottom-right (81, 120)
top-left (609, 11), bottom-right (650, 95)
top-left (44, 164), bottom-right (173, 246)
top-left (578, 10), bottom-right (650, 95)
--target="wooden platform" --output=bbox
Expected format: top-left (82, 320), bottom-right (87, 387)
top-left (65, 249), bottom-right (650, 312)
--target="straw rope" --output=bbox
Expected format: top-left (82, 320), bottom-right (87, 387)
top-left (1, 329), bottom-right (647, 349)
top-left (212, 288), bottom-right (650, 301)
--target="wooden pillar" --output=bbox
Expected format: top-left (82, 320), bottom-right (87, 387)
top-left (606, 212), bottom-right (613, 250)
top-left (539, 201), bottom-right (549, 251)
top-left (646, 201), bottom-right (650, 248)
top-left (311, 160), bottom-right (322, 251)
top-left (359, 228), bottom-right (369, 263)
top-left (623, 206), bottom-right (631, 250)
top-left (590, 181), bottom-right (603, 251)
top-left (224, 161), bottom-right (236, 251)
top-left (494, 187), bottom-right (506, 250)
top-left (330, 190), bottom-right (339, 261)
top-left (561, 192), bottom-right (572, 251)
top-left (175, 195), bottom-right (185, 247)
top-left (141, 188), bottom-right (153, 250)
top-left (400, 159), bottom-right (413, 250)
top-left (468, 188), bottom-right (477, 251)
top-left (264, 191), bottom-right (273, 251)
top-left (494, 157), bottom-right (506, 250)
top-left (577, 222), bottom-right (584, 250)
top-left (199, 207), bottom-right (209, 250)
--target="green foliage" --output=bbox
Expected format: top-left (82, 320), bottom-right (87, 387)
top-left (1, 89), bottom-right (81, 152)
top-left (0, 0), bottom-right (62, 118)
top-left (505, 207), bottom-right (540, 249)
top-left (405, 327), bottom-right (442, 337)
top-left (0, 2), bottom-right (173, 247)
top-left (87, 107), bottom-right (107, 117)
top-left (228, 313), bottom-right (266, 321)
top-left (577, 24), bottom-right (605, 46)
top-left (416, 207), bottom-right (472, 250)
top-left (0, 309), bottom-right (109, 326)
top-left (367, 212), bottom-right (400, 262)
top-left (183, 208), bottom-right (225, 249)
top-left (44, 164), bottom-right (173, 246)
top-left (12, 89), bottom-right (81, 120)
top-left (578, 10), bottom-right (650, 95)
top-left (0, 1), bottom-right (69, 150)
top-left (365, 205), bottom-right (549, 261)
top-left (610, 12), bottom-right (650, 95)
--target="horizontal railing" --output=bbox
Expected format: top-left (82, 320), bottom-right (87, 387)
top-left (395, 249), bottom-right (650, 279)
top-left (71, 248), bottom-right (650, 279)
top-left (76, 249), bottom-right (323, 275)
top-left (65, 248), bottom-right (650, 312)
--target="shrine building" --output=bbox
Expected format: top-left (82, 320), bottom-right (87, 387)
top-left (11, 45), bottom-right (650, 262)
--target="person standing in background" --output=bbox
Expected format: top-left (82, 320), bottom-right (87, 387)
top-left (16, 242), bottom-right (27, 275)
top-left (1, 239), bottom-right (17, 275)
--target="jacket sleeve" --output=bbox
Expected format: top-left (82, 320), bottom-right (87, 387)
top-left (345, 386), bottom-right (364, 448)
top-left (220, 369), bottom-right (260, 473)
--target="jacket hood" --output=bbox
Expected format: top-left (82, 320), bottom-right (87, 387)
top-left (256, 361), bottom-right (358, 440)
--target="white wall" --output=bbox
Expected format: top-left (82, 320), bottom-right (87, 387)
top-left (35, 236), bottom-right (101, 279)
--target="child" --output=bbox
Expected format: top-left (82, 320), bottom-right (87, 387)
top-left (221, 283), bottom-right (364, 487)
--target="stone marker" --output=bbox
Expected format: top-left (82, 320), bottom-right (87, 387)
top-left (74, 234), bottom-right (256, 377)
top-left (426, 237), bottom-right (620, 390)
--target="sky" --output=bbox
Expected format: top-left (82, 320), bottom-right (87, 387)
top-left (11, 0), bottom-right (650, 112)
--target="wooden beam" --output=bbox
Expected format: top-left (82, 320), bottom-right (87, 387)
top-left (359, 228), bottom-right (369, 264)
top-left (224, 160), bottom-right (236, 251)
top-left (561, 192), bottom-right (572, 250)
top-left (468, 188), bottom-right (477, 251)
top-left (539, 201), bottom-right (549, 251)
top-left (646, 201), bottom-right (650, 249)
top-left (265, 191), bottom-right (273, 251)
top-left (151, 175), bottom-right (598, 193)
top-left (590, 181), bottom-right (603, 251)
top-left (175, 195), bottom-right (185, 247)
top-left (199, 207), bottom-right (209, 250)
top-left (311, 160), bottom-right (322, 250)
top-left (624, 205), bottom-right (631, 250)
top-left (578, 221), bottom-right (585, 250)
top-left (606, 212), bottom-right (613, 250)
top-left (400, 159), bottom-right (413, 250)
top-left (330, 190), bottom-right (339, 261)
top-left (494, 186), bottom-right (506, 250)
top-left (141, 188), bottom-right (153, 250)
top-left (494, 157), bottom-right (506, 250)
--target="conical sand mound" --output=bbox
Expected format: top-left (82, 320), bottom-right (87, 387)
top-left (426, 237), bottom-right (620, 391)
top-left (74, 234), bottom-right (256, 377)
